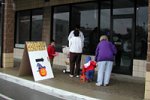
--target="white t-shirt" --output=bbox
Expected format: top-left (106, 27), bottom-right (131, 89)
top-left (69, 37), bottom-right (83, 53)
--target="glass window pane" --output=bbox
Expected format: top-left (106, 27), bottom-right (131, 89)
top-left (71, 3), bottom-right (98, 55)
top-left (53, 6), bottom-right (70, 52)
top-left (113, 0), bottom-right (134, 15)
top-left (135, 0), bottom-right (148, 59)
top-left (100, 1), bottom-right (111, 37)
top-left (16, 11), bottom-right (30, 45)
top-left (31, 9), bottom-right (43, 41)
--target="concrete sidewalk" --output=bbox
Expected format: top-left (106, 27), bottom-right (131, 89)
top-left (0, 60), bottom-right (145, 100)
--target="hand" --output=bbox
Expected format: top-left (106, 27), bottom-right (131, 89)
top-left (54, 52), bottom-right (59, 56)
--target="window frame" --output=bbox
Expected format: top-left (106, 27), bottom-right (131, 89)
top-left (15, 8), bottom-right (43, 48)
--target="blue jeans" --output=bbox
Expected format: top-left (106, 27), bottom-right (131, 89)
top-left (97, 61), bottom-right (113, 85)
top-left (86, 70), bottom-right (94, 80)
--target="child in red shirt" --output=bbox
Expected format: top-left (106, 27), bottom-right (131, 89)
top-left (47, 40), bottom-right (58, 67)
top-left (82, 56), bottom-right (96, 82)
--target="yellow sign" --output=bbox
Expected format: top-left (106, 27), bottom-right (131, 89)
top-left (26, 41), bottom-right (46, 51)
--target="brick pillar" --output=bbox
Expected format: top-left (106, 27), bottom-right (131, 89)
top-left (2, 0), bottom-right (14, 68)
top-left (42, 7), bottom-right (51, 45)
top-left (145, 0), bottom-right (150, 99)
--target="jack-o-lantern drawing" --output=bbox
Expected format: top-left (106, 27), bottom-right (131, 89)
top-left (37, 63), bottom-right (47, 76)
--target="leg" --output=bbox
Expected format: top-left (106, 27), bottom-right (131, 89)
top-left (66, 58), bottom-right (70, 72)
top-left (96, 61), bottom-right (106, 85)
top-left (85, 71), bottom-right (90, 80)
top-left (75, 53), bottom-right (82, 76)
top-left (104, 61), bottom-right (113, 85)
top-left (90, 70), bottom-right (94, 80)
top-left (69, 52), bottom-right (76, 75)
top-left (50, 58), bottom-right (53, 67)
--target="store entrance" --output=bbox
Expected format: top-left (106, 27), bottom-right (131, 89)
top-left (112, 15), bottom-right (134, 75)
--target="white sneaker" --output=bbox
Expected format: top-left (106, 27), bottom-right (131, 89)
top-left (76, 75), bottom-right (79, 78)
top-left (96, 83), bottom-right (101, 86)
top-left (69, 74), bottom-right (73, 77)
top-left (104, 84), bottom-right (109, 86)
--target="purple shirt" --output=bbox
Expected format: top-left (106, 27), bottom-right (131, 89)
top-left (95, 40), bottom-right (117, 62)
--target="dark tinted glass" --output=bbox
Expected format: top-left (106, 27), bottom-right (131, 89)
top-left (31, 9), bottom-right (43, 41)
top-left (71, 3), bottom-right (98, 55)
top-left (53, 6), bottom-right (70, 52)
top-left (16, 11), bottom-right (30, 44)
top-left (135, 0), bottom-right (148, 59)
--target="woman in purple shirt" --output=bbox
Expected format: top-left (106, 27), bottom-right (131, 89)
top-left (95, 35), bottom-right (117, 86)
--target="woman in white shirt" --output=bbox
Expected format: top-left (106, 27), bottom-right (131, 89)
top-left (69, 30), bottom-right (84, 77)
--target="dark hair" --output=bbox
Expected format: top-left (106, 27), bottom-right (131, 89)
top-left (50, 39), bottom-right (55, 43)
top-left (74, 30), bottom-right (79, 37)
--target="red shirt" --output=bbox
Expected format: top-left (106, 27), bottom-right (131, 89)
top-left (82, 61), bottom-right (96, 73)
top-left (47, 45), bottom-right (56, 59)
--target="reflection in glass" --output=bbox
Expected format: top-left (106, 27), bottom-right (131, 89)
top-left (113, 18), bottom-right (133, 74)
top-left (16, 11), bottom-right (30, 44)
top-left (72, 3), bottom-right (98, 55)
top-left (53, 6), bottom-right (69, 52)
top-left (113, 0), bottom-right (134, 15)
top-left (31, 9), bottom-right (43, 41)
top-left (135, 1), bottom-right (148, 59)
top-left (100, 1), bottom-right (111, 38)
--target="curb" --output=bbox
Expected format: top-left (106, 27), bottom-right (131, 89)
top-left (0, 72), bottom-right (100, 100)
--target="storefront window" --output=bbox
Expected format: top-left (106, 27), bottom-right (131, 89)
top-left (16, 11), bottom-right (30, 45)
top-left (31, 9), bottom-right (43, 41)
top-left (53, 6), bottom-right (69, 51)
top-left (71, 3), bottom-right (98, 55)
top-left (113, 0), bottom-right (134, 15)
top-left (15, 9), bottom-right (43, 48)
top-left (100, 1), bottom-right (111, 39)
top-left (135, 0), bottom-right (148, 59)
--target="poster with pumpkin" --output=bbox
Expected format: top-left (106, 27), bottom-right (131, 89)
top-left (19, 41), bottom-right (54, 81)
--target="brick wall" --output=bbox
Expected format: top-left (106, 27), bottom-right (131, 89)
top-left (42, 7), bottom-right (51, 45)
top-left (145, 0), bottom-right (150, 99)
top-left (2, 0), bottom-right (15, 68)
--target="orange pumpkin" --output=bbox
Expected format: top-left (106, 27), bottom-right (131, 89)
top-left (39, 68), bottom-right (47, 76)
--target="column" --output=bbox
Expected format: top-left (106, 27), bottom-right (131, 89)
top-left (2, 0), bottom-right (14, 68)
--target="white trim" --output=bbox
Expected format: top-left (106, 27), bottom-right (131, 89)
top-left (0, 93), bottom-right (14, 100)
top-left (0, 72), bottom-right (100, 100)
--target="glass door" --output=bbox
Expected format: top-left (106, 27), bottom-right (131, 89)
top-left (112, 15), bottom-right (134, 75)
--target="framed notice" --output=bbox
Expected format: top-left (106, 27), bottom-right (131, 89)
top-left (19, 41), bottom-right (54, 81)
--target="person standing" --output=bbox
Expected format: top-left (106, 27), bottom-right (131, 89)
top-left (47, 40), bottom-right (58, 67)
top-left (69, 29), bottom-right (84, 77)
top-left (95, 35), bottom-right (117, 86)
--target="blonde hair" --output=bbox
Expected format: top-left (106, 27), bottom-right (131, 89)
top-left (100, 35), bottom-right (108, 41)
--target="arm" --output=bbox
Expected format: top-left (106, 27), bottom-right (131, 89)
top-left (95, 44), bottom-right (99, 62)
top-left (110, 42), bottom-right (117, 55)
top-left (69, 39), bottom-right (72, 48)
top-left (47, 46), bottom-right (56, 57)
top-left (91, 61), bottom-right (97, 68)
top-left (79, 31), bottom-right (84, 42)
top-left (68, 31), bottom-right (74, 41)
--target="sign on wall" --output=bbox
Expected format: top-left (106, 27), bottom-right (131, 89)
top-left (19, 41), bottom-right (54, 81)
